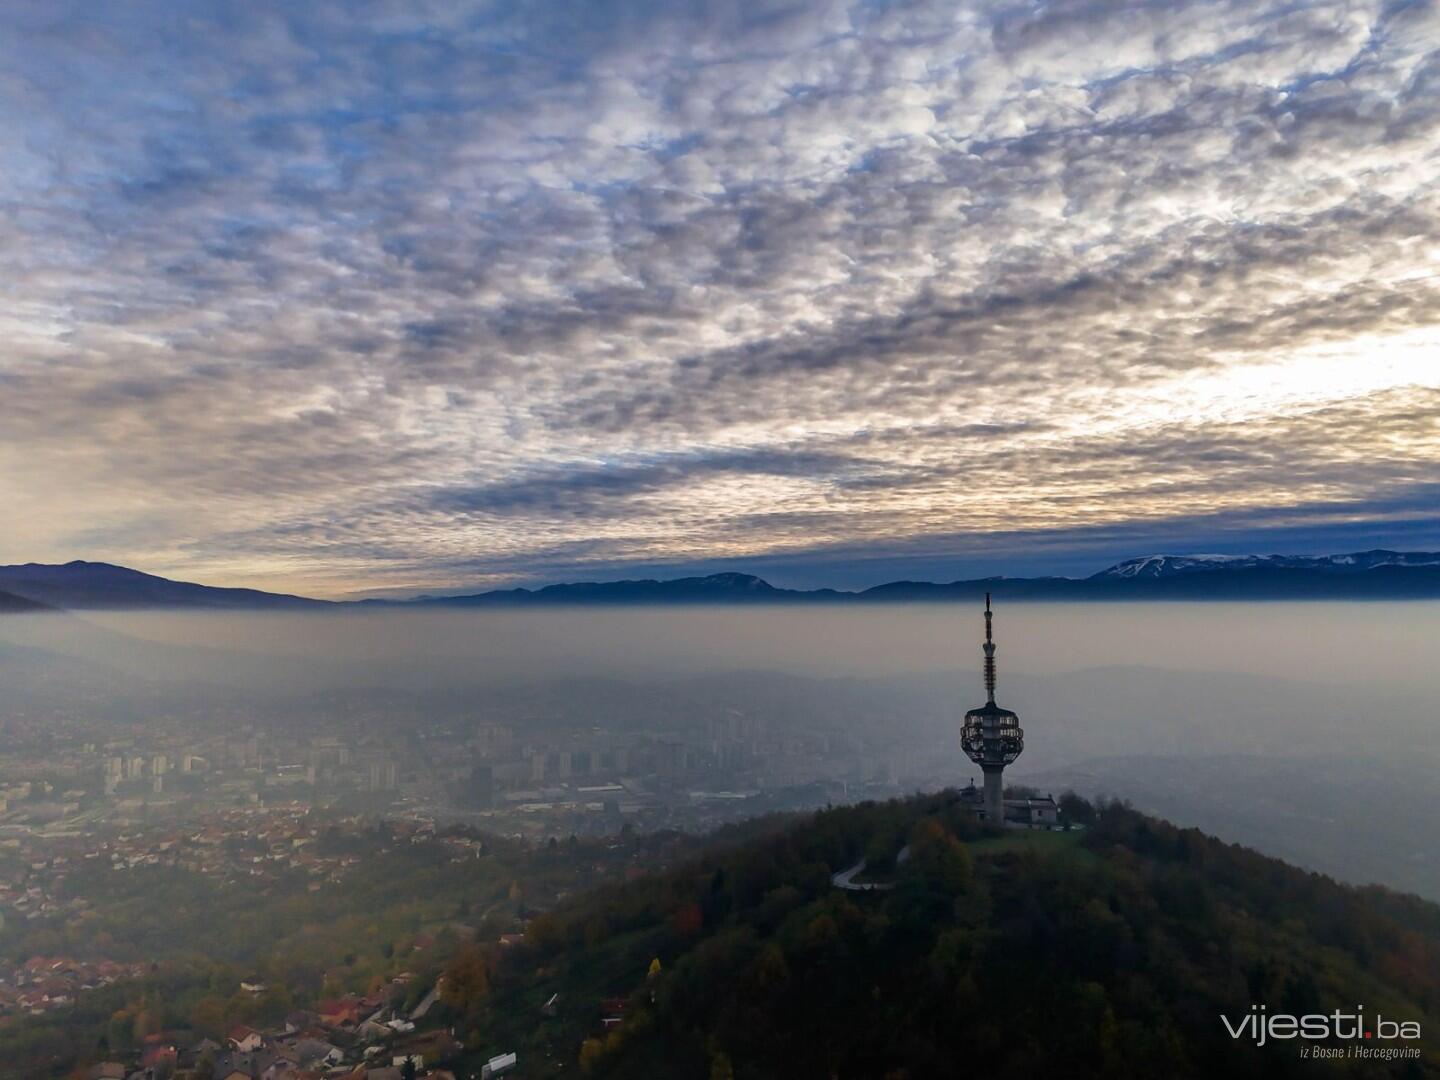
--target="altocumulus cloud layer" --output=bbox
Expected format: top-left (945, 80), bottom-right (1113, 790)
top-left (2, 0), bottom-right (1439, 595)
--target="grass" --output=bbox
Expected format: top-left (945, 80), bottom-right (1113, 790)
top-left (967, 828), bottom-right (1089, 858)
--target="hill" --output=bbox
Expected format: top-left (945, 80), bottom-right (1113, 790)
top-left (0, 561), bottom-right (330, 610)
top-left (408, 571), bottom-right (832, 606)
top-left (0, 589), bottom-right (50, 613)
top-left (445, 793), bottom-right (1440, 1078)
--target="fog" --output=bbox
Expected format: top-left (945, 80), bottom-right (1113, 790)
top-left (20, 600), bottom-right (1440, 689)
top-left (1, 602), bottom-right (1437, 897)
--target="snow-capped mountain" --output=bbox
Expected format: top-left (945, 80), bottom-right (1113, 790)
top-left (1092, 550), bottom-right (1440, 580)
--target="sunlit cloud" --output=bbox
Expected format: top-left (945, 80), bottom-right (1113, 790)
top-left (1, 0), bottom-right (1438, 595)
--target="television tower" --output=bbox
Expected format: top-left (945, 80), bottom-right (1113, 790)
top-left (961, 593), bottom-right (1024, 824)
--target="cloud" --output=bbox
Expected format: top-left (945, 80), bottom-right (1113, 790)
top-left (0, 0), bottom-right (1437, 594)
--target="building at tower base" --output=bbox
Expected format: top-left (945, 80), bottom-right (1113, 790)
top-left (957, 779), bottom-right (1060, 828)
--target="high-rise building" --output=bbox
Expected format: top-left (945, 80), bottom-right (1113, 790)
top-left (468, 764), bottom-right (495, 808)
top-left (960, 594), bottom-right (1024, 823)
top-left (368, 759), bottom-right (398, 792)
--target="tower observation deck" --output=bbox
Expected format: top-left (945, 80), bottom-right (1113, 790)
top-left (960, 594), bottom-right (1024, 824)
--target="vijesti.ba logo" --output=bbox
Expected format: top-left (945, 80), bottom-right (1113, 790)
top-left (1222, 1004), bottom-right (1422, 1059)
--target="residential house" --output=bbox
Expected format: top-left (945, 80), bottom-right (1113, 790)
top-left (283, 1010), bottom-right (318, 1034)
top-left (393, 1029), bottom-right (461, 1067)
top-left (228, 1025), bottom-right (264, 1052)
top-left (140, 1041), bottom-right (178, 1072)
top-left (319, 995), bottom-right (371, 1029)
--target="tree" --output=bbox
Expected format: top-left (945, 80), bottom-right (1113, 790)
top-left (189, 995), bottom-right (227, 1039)
top-left (907, 819), bottom-right (972, 894)
top-left (441, 943), bottom-right (490, 1012)
top-left (105, 1009), bottom-right (133, 1053)
top-left (580, 1037), bottom-right (606, 1072)
top-left (1059, 791), bottom-right (1096, 828)
top-left (673, 901), bottom-right (703, 939)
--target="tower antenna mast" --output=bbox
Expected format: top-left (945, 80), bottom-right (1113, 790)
top-left (984, 592), bottom-right (996, 704)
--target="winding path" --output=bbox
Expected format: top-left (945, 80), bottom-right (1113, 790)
top-left (831, 845), bottom-right (909, 891)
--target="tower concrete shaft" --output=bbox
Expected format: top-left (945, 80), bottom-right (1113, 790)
top-left (983, 765), bottom-right (1004, 825)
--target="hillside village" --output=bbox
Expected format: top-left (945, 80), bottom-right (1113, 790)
top-left (0, 808), bottom-right (484, 1023)
top-left (82, 973), bottom-right (489, 1080)
top-left (0, 787), bottom-right (716, 1079)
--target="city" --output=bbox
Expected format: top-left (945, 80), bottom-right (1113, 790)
top-left (0, 668), bottom-right (947, 1064)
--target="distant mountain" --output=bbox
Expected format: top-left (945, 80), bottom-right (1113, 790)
top-left (8, 550), bottom-right (1440, 609)
top-left (408, 571), bottom-right (842, 606)
top-left (1094, 550), bottom-right (1440, 579)
top-left (1073, 549), bottom-right (1440, 598)
top-left (0, 561), bottom-right (330, 611)
top-left (407, 550), bottom-right (1440, 604)
top-left (0, 589), bottom-right (51, 614)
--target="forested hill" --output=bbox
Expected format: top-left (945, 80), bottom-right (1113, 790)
top-left (455, 794), bottom-right (1440, 1079)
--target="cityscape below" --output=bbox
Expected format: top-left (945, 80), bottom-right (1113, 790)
top-left (0, 593), bottom-right (1438, 1076)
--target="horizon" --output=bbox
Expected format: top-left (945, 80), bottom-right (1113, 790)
top-left (5, 545), bottom-right (1440, 601)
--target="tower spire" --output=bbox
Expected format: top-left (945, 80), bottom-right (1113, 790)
top-left (983, 592), bottom-right (997, 704)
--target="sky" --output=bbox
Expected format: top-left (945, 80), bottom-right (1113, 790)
top-left (2, 0), bottom-right (1438, 597)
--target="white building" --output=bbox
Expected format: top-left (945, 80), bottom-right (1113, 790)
top-left (482, 1051), bottom-right (518, 1077)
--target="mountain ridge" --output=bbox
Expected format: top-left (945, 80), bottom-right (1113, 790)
top-left (406, 548), bottom-right (1440, 605)
top-left (5, 550), bottom-right (1440, 609)
top-left (0, 560), bottom-right (330, 611)
top-left (1095, 550), bottom-right (1440, 579)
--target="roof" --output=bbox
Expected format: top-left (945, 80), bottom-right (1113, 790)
top-left (964, 701), bottom-right (1019, 720)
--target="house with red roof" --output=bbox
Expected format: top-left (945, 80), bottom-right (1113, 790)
top-left (228, 1024), bottom-right (264, 1052)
